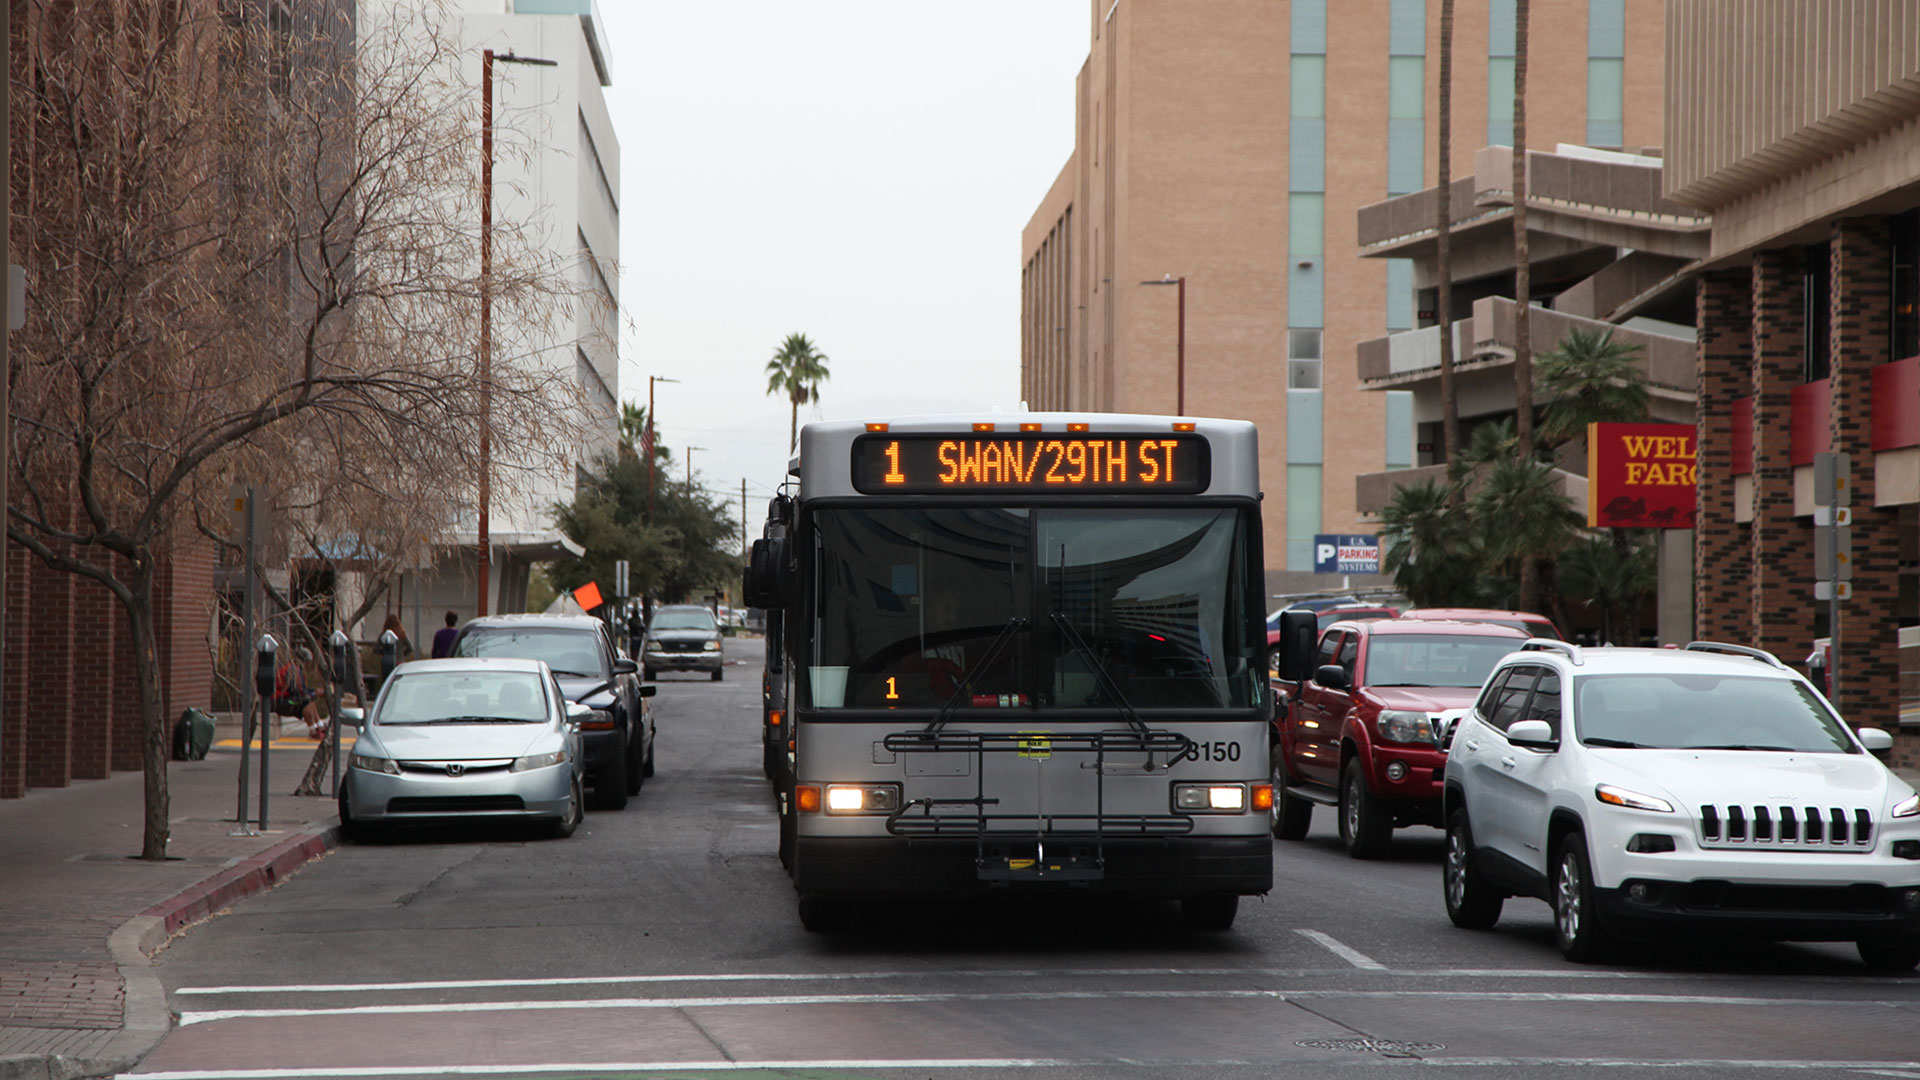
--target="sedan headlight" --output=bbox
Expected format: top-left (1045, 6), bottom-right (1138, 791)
top-left (1376, 710), bottom-right (1436, 745)
top-left (823, 783), bottom-right (901, 814)
top-left (349, 753), bottom-right (400, 776)
top-left (701, 640), bottom-right (721, 652)
top-left (1595, 783), bottom-right (1674, 813)
top-left (510, 749), bottom-right (569, 773)
top-left (1893, 793), bottom-right (1920, 819)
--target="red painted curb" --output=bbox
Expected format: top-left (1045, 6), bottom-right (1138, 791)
top-left (140, 825), bottom-right (340, 936)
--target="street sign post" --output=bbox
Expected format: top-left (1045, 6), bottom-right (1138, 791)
top-left (1811, 452), bottom-right (1849, 709)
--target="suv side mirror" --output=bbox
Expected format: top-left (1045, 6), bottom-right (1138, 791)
top-left (1277, 610), bottom-right (1319, 681)
top-left (1313, 664), bottom-right (1349, 690)
top-left (1507, 719), bottom-right (1556, 748)
top-left (612, 657), bottom-right (638, 676)
top-left (1857, 726), bottom-right (1893, 758)
top-left (638, 684), bottom-right (657, 698)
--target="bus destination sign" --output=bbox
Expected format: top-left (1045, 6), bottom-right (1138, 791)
top-left (851, 433), bottom-right (1210, 494)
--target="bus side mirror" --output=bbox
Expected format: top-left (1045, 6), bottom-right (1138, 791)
top-left (1277, 610), bottom-right (1319, 682)
top-left (744, 537), bottom-right (792, 610)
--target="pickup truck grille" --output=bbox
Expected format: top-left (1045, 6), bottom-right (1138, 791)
top-left (1696, 803), bottom-right (1873, 851)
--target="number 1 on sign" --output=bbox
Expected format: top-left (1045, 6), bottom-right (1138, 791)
top-left (885, 676), bottom-right (899, 700)
top-left (883, 441), bottom-right (905, 484)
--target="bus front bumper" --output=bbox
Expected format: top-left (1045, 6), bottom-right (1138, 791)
top-left (793, 835), bottom-right (1272, 898)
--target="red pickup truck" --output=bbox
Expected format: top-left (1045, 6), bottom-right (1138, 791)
top-left (1269, 614), bottom-right (1527, 858)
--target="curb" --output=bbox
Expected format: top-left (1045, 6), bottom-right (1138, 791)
top-left (3, 821), bottom-right (343, 1080)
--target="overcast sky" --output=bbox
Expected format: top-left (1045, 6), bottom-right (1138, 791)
top-left (597, 3), bottom-right (1089, 526)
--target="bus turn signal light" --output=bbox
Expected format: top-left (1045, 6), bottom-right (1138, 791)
top-left (1251, 784), bottom-right (1274, 811)
top-left (795, 785), bottom-right (821, 813)
top-left (768, 709), bottom-right (783, 727)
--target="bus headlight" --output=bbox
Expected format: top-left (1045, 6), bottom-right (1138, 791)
top-left (823, 783), bottom-right (901, 814)
top-left (1174, 783), bottom-right (1247, 812)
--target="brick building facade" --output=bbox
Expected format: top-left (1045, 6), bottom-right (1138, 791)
top-left (1667, 1), bottom-right (1920, 766)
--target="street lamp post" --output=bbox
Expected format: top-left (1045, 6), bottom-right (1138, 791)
top-left (1139, 274), bottom-right (1186, 415)
top-left (477, 48), bottom-right (556, 618)
top-left (686, 447), bottom-right (707, 486)
top-left (646, 375), bottom-right (680, 523)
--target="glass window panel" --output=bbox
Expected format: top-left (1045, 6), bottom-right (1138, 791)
top-left (1291, 55), bottom-right (1326, 118)
top-left (1390, 0), bottom-right (1427, 55)
top-left (1487, 57), bottom-right (1515, 145)
top-left (1385, 259), bottom-right (1415, 330)
top-left (1389, 57), bottom-right (1425, 119)
top-left (1588, 0), bottom-right (1625, 57)
top-left (1291, 0), bottom-right (1327, 53)
top-left (1290, 120), bottom-right (1326, 192)
top-left (1289, 260), bottom-right (1324, 327)
top-left (1385, 390), bottom-right (1415, 468)
top-left (1288, 360), bottom-right (1323, 389)
top-left (1488, 0), bottom-right (1516, 56)
top-left (1289, 328), bottom-right (1323, 359)
top-left (1387, 118), bottom-right (1424, 195)
top-left (1288, 389), bottom-right (1323, 463)
top-left (1286, 465), bottom-right (1323, 573)
top-left (1289, 193), bottom-right (1324, 254)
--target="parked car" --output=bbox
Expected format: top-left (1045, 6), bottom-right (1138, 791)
top-left (1271, 613), bottom-right (1528, 857)
top-left (1443, 640), bottom-right (1919, 969)
top-left (336, 658), bottom-right (586, 840)
top-left (1265, 600), bottom-right (1401, 671)
top-left (643, 604), bottom-right (725, 681)
top-left (451, 613), bottom-right (654, 810)
top-left (1400, 607), bottom-right (1562, 640)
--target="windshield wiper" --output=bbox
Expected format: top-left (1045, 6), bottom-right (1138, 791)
top-left (1049, 612), bottom-right (1148, 739)
top-left (924, 616), bottom-right (1029, 735)
top-left (1582, 737), bottom-right (1650, 748)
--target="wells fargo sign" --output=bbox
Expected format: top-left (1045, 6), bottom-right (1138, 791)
top-left (1587, 422), bottom-right (1696, 529)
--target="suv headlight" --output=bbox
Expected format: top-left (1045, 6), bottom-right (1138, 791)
top-left (1595, 783), bottom-right (1674, 813)
top-left (349, 753), bottom-right (400, 776)
top-left (823, 783), bottom-right (901, 814)
top-left (1376, 710), bottom-right (1436, 745)
top-left (1893, 793), bottom-right (1920, 819)
top-left (702, 640), bottom-right (721, 651)
top-left (510, 749), bottom-right (569, 773)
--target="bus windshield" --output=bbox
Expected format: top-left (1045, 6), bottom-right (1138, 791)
top-left (807, 506), bottom-right (1259, 712)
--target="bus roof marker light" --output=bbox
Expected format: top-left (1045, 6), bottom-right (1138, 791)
top-left (1067, 422), bottom-right (1090, 432)
top-left (1019, 423), bottom-right (1043, 432)
top-left (865, 423), bottom-right (889, 433)
top-left (1173, 422), bottom-right (1197, 432)
top-left (973, 422), bottom-right (995, 432)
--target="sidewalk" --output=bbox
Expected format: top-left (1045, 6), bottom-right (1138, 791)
top-left (0, 739), bottom-right (343, 1080)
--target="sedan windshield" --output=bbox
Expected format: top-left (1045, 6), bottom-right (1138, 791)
top-left (453, 629), bottom-right (604, 677)
top-left (1575, 674), bottom-right (1853, 752)
top-left (807, 506), bottom-right (1260, 711)
top-left (1364, 635), bottom-right (1519, 688)
top-left (377, 671), bottom-right (549, 725)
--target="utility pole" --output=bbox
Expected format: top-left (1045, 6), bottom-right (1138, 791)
top-left (686, 447), bottom-right (706, 486)
top-left (740, 479), bottom-right (748, 566)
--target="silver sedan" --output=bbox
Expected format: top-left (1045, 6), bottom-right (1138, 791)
top-left (337, 658), bottom-right (586, 840)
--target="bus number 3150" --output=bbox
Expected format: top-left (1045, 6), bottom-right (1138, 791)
top-left (1179, 740), bottom-right (1242, 763)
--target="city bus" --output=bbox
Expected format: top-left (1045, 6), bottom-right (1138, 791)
top-left (744, 413), bottom-right (1273, 931)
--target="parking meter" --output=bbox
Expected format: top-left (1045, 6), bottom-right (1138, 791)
top-left (328, 630), bottom-right (351, 797)
top-left (253, 634), bottom-right (279, 830)
top-left (379, 628), bottom-right (399, 682)
top-left (329, 630), bottom-right (352, 688)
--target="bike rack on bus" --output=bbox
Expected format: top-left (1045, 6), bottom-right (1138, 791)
top-left (880, 727), bottom-right (1196, 883)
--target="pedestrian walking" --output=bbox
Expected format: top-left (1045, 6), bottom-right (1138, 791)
top-left (431, 611), bottom-right (460, 658)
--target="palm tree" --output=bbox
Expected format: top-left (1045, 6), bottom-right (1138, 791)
top-left (1471, 454), bottom-right (1580, 607)
top-left (619, 402), bottom-right (647, 454)
top-left (1511, 0), bottom-right (1533, 462)
top-left (1435, 0), bottom-right (1461, 483)
top-left (764, 333), bottom-right (830, 454)
top-left (1381, 478), bottom-right (1479, 607)
top-left (1556, 532), bottom-right (1656, 645)
top-left (1535, 326), bottom-right (1650, 451)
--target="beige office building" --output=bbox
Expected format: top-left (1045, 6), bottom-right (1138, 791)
top-left (1021, 0), bottom-right (1664, 580)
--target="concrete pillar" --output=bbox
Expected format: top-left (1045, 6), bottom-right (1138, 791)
top-left (1748, 249), bottom-right (1815, 663)
top-left (1656, 529), bottom-right (1694, 645)
top-left (1828, 218), bottom-right (1904, 751)
top-left (1, 537), bottom-right (30, 798)
top-left (1693, 269), bottom-right (1752, 643)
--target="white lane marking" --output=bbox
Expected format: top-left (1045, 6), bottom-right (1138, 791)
top-left (1294, 929), bottom-right (1386, 970)
top-left (176, 987), bottom-right (1920, 1027)
top-left (127, 1059), bottom-right (1077, 1079)
top-left (1427, 1059), bottom-right (1920, 1071)
top-left (174, 964), bottom-right (1916, 997)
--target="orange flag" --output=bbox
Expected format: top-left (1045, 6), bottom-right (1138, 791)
top-left (573, 581), bottom-right (604, 612)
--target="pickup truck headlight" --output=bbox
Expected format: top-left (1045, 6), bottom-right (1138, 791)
top-left (510, 749), bottom-right (569, 773)
top-left (348, 753), bottom-right (400, 776)
top-left (702, 640), bottom-right (721, 652)
top-left (1893, 793), bottom-right (1920, 819)
top-left (1595, 783), bottom-right (1674, 813)
top-left (1376, 710), bottom-right (1436, 745)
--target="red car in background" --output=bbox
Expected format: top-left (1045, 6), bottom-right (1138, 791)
top-left (1398, 607), bottom-right (1561, 640)
top-left (1270, 615), bottom-right (1527, 858)
top-left (1265, 604), bottom-right (1398, 672)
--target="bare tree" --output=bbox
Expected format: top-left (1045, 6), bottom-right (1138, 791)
top-left (8, 3), bottom-right (582, 858)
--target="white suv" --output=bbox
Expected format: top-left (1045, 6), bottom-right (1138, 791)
top-left (1442, 640), bottom-right (1920, 969)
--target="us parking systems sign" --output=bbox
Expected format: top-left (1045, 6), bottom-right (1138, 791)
top-left (1314, 534), bottom-right (1380, 574)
